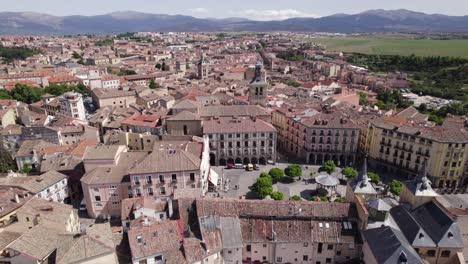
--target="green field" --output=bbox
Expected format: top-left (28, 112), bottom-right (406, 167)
top-left (307, 37), bottom-right (468, 58)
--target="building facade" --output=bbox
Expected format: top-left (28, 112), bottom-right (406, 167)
top-left (58, 91), bottom-right (86, 120)
top-left (203, 116), bottom-right (277, 166)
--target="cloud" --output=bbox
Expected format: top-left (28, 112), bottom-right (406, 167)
top-left (239, 9), bottom-right (317, 21)
top-left (189, 7), bottom-right (209, 14)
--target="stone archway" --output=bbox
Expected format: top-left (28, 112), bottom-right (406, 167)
top-left (235, 157), bottom-right (242, 164)
top-left (227, 158), bottom-right (234, 165)
top-left (209, 153), bottom-right (216, 166)
top-left (243, 157), bottom-right (250, 165)
top-left (219, 159), bottom-right (227, 166)
top-left (259, 157), bottom-right (266, 165)
top-left (251, 157), bottom-right (258, 164)
top-left (309, 154), bottom-right (315, 165)
top-left (317, 154), bottom-right (323, 165)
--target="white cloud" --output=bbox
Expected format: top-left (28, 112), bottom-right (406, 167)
top-left (189, 7), bottom-right (209, 14)
top-left (239, 9), bottom-right (317, 21)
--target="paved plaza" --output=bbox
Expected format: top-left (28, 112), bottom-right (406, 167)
top-left (211, 162), bottom-right (348, 200)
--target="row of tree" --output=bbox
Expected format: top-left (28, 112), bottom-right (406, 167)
top-left (0, 46), bottom-right (41, 64)
top-left (0, 83), bottom-right (90, 104)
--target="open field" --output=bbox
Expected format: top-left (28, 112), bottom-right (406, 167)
top-left (307, 37), bottom-right (468, 58)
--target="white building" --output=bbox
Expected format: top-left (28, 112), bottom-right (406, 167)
top-left (59, 91), bottom-right (86, 120)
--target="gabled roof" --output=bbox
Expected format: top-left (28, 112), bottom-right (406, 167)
top-left (390, 205), bottom-right (436, 248)
top-left (128, 149), bottom-right (200, 175)
top-left (167, 110), bottom-right (200, 121)
top-left (362, 226), bottom-right (424, 264)
top-left (411, 201), bottom-right (464, 248)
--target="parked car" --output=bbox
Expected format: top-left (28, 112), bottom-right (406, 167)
top-left (234, 163), bottom-right (244, 169)
top-left (226, 163), bottom-right (234, 169)
top-left (253, 164), bottom-right (260, 170)
top-left (246, 164), bottom-right (253, 171)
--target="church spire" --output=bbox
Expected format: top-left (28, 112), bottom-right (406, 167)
top-left (415, 158), bottom-right (431, 191)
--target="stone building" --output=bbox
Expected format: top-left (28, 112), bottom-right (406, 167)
top-left (203, 116), bottom-right (277, 166)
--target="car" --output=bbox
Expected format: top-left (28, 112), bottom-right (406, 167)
top-left (79, 199), bottom-right (87, 211)
top-left (234, 163), bottom-right (244, 169)
top-left (226, 163), bottom-right (234, 169)
top-left (253, 164), bottom-right (260, 170)
top-left (246, 164), bottom-right (253, 171)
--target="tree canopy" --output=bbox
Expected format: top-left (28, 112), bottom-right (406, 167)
top-left (284, 164), bottom-right (302, 178)
top-left (270, 191), bottom-right (284, 201)
top-left (252, 174), bottom-right (273, 199)
top-left (289, 195), bottom-right (301, 201)
top-left (0, 46), bottom-right (41, 64)
top-left (319, 160), bottom-right (336, 174)
top-left (368, 172), bottom-right (380, 183)
top-left (268, 168), bottom-right (284, 182)
top-left (342, 166), bottom-right (358, 179)
top-left (389, 180), bottom-right (403, 196)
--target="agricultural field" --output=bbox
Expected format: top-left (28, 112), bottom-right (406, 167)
top-left (307, 36), bottom-right (468, 58)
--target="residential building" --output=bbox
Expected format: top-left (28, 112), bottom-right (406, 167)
top-left (273, 107), bottom-right (360, 166)
top-left (1, 223), bottom-right (117, 264)
top-left (191, 198), bottom-right (361, 264)
top-left (16, 198), bottom-right (80, 233)
top-left (165, 110), bottom-right (202, 136)
top-left (121, 112), bottom-right (164, 135)
top-left (0, 108), bottom-right (16, 128)
top-left (367, 115), bottom-right (468, 187)
top-left (121, 197), bottom-right (171, 232)
top-left (0, 188), bottom-right (31, 227)
top-left (91, 88), bottom-right (137, 109)
top-left (15, 140), bottom-right (57, 170)
top-left (127, 137), bottom-right (212, 200)
top-left (0, 170), bottom-right (69, 203)
top-left (200, 105), bottom-right (271, 122)
top-left (58, 91), bottom-right (86, 120)
top-left (203, 116), bottom-right (277, 166)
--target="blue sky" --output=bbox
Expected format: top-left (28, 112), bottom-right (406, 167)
top-left (2, 0), bottom-right (468, 19)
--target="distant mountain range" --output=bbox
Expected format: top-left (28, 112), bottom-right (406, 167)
top-left (0, 9), bottom-right (467, 34)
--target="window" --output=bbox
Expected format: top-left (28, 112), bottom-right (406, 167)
top-left (146, 176), bottom-right (152, 184)
top-left (93, 188), bottom-right (99, 192)
top-left (327, 244), bottom-right (333, 250)
top-left (317, 243), bottom-right (323, 253)
top-left (147, 188), bottom-right (153, 195)
top-left (133, 176), bottom-right (140, 184)
top-left (246, 245), bottom-right (251, 252)
top-left (427, 250), bottom-right (436, 257)
top-left (441, 251), bottom-right (451, 258)
top-left (26, 217), bottom-right (30, 222)
top-left (154, 256), bottom-right (162, 261)
top-left (94, 196), bottom-right (101, 202)
top-left (303, 242), bottom-right (308, 247)
top-left (326, 258), bottom-right (332, 263)
top-left (337, 250), bottom-right (341, 256)
top-left (159, 175), bottom-right (165, 183)
top-left (160, 187), bottom-right (166, 195)
top-left (263, 244), bottom-right (267, 248)
top-left (276, 257), bottom-right (282, 262)
top-left (303, 255), bottom-right (309, 261)
top-left (112, 201), bottom-right (120, 206)
top-left (136, 235), bottom-right (142, 243)
top-left (171, 174), bottom-right (177, 183)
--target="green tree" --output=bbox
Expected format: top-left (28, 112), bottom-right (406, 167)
top-left (252, 175), bottom-right (273, 199)
top-left (319, 160), bottom-right (336, 174)
top-left (10, 84), bottom-right (42, 104)
top-left (289, 195), bottom-right (301, 201)
top-left (270, 191), bottom-right (284, 201)
top-left (18, 164), bottom-right (32, 174)
top-left (149, 79), bottom-right (157, 89)
top-left (368, 172), bottom-right (380, 183)
top-left (284, 164), bottom-right (302, 178)
top-left (155, 63), bottom-right (162, 70)
top-left (268, 168), bottom-right (284, 182)
top-left (319, 197), bottom-right (329, 202)
top-left (0, 90), bottom-right (13, 100)
top-left (389, 180), bottom-right (403, 196)
top-left (334, 197), bottom-right (346, 202)
top-left (72, 51), bottom-right (82, 59)
top-left (0, 146), bottom-right (17, 173)
top-left (342, 166), bottom-right (358, 179)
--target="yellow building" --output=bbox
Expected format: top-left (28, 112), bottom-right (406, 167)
top-left (367, 116), bottom-right (468, 188)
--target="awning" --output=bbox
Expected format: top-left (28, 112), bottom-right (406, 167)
top-left (208, 168), bottom-right (219, 186)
